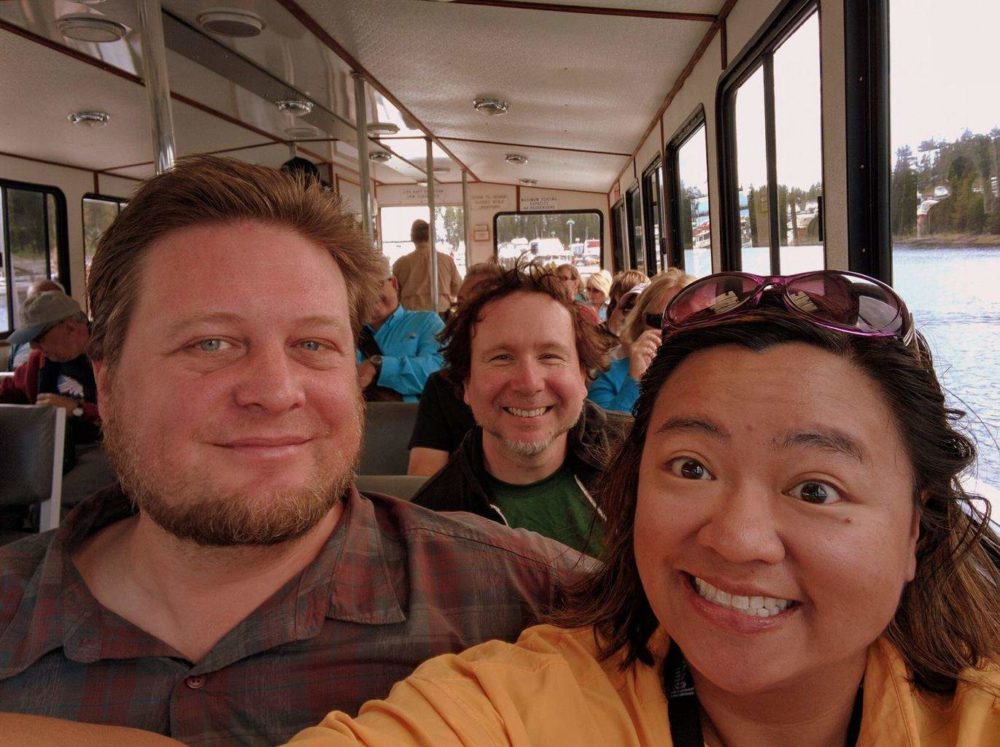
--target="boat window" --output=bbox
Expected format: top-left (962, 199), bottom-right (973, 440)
top-left (0, 181), bottom-right (69, 336)
top-left (641, 159), bottom-right (665, 273)
top-left (82, 194), bottom-right (127, 307)
top-left (625, 186), bottom-right (645, 274)
top-left (719, 1), bottom-right (824, 274)
top-left (887, 0), bottom-right (1000, 490)
top-left (666, 110), bottom-right (713, 278)
top-left (494, 210), bottom-right (603, 280)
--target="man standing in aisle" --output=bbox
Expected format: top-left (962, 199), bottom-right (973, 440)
top-left (392, 219), bottom-right (461, 312)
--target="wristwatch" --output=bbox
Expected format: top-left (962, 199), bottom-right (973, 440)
top-left (72, 399), bottom-right (84, 418)
top-left (369, 355), bottom-right (383, 375)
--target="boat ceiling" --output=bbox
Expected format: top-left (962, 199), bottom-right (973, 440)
top-left (0, 0), bottom-right (727, 193)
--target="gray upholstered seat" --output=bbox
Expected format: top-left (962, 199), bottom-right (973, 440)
top-left (355, 474), bottom-right (428, 501)
top-left (0, 404), bottom-right (65, 541)
top-left (358, 402), bottom-right (420, 475)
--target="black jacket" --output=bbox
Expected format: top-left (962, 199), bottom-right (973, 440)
top-left (411, 401), bottom-right (632, 525)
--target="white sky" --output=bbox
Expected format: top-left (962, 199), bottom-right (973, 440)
top-left (890, 0), bottom-right (1000, 152)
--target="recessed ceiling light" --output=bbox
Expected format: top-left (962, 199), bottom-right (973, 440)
top-left (284, 126), bottom-right (318, 139)
top-left (68, 111), bottom-right (111, 127)
top-left (505, 153), bottom-right (528, 165)
top-left (367, 122), bottom-right (400, 137)
top-left (276, 99), bottom-right (314, 116)
top-left (519, 178), bottom-right (538, 185)
top-left (196, 8), bottom-right (265, 37)
top-left (56, 14), bottom-right (127, 43)
top-left (473, 96), bottom-right (509, 116)
top-left (369, 150), bottom-right (392, 163)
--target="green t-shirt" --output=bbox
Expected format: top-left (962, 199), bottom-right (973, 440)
top-left (486, 466), bottom-right (604, 556)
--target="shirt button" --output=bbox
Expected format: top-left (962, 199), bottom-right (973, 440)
top-left (185, 676), bottom-right (206, 689)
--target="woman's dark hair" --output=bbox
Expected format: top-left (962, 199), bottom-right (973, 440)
top-left (439, 261), bottom-right (615, 389)
top-left (555, 308), bottom-right (999, 695)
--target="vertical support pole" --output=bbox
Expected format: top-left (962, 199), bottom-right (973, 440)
top-left (352, 72), bottom-right (374, 243)
top-left (137, 0), bottom-right (176, 174)
top-left (426, 138), bottom-right (439, 311)
top-left (461, 169), bottom-right (471, 271)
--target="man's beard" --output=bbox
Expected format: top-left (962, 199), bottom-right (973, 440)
top-left (102, 398), bottom-right (363, 547)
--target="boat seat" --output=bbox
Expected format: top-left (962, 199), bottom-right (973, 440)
top-left (0, 404), bottom-right (65, 544)
top-left (355, 474), bottom-right (428, 501)
top-left (359, 402), bottom-right (420, 475)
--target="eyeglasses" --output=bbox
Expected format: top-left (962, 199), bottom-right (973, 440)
top-left (662, 270), bottom-right (914, 344)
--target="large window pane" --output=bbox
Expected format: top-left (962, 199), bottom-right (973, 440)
top-left (677, 123), bottom-right (713, 277)
top-left (773, 11), bottom-right (824, 273)
top-left (734, 67), bottom-right (771, 274)
top-left (6, 189), bottom-right (50, 326)
top-left (642, 163), bottom-right (664, 273)
top-left (889, 0), bottom-right (1000, 489)
top-left (626, 187), bottom-right (645, 274)
top-left (495, 211), bottom-right (602, 280)
top-left (83, 197), bottom-right (122, 292)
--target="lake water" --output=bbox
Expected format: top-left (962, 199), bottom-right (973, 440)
top-left (893, 246), bottom-right (1000, 489)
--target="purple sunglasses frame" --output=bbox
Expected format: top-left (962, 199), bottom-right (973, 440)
top-left (660, 270), bottom-right (915, 344)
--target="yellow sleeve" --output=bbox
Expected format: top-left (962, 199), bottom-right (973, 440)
top-left (285, 629), bottom-right (660, 747)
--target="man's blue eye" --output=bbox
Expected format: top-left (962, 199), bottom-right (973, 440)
top-left (197, 339), bottom-right (226, 352)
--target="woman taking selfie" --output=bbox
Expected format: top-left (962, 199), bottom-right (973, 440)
top-left (291, 270), bottom-right (999, 746)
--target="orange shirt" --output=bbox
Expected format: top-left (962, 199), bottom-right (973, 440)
top-left (290, 624), bottom-right (1000, 746)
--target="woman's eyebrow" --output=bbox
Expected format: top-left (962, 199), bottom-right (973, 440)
top-left (653, 417), bottom-right (728, 440)
top-left (774, 430), bottom-right (867, 464)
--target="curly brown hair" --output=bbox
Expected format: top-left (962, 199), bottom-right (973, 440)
top-left (439, 260), bottom-right (615, 389)
top-left (87, 155), bottom-right (384, 369)
top-left (554, 308), bottom-right (999, 697)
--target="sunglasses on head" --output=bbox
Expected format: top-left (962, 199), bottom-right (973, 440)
top-left (661, 270), bottom-right (914, 344)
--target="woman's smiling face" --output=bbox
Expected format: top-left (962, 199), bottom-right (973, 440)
top-left (634, 342), bottom-right (919, 695)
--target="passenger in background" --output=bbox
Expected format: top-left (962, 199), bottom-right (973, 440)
top-left (556, 262), bottom-right (600, 324)
top-left (0, 291), bottom-right (101, 450)
top-left (604, 268), bottom-right (649, 338)
top-left (407, 262), bottom-right (502, 477)
top-left (0, 157), bottom-right (591, 745)
top-left (6, 278), bottom-right (65, 371)
top-left (392, 219), bottom-right (462, 313)
top-left (588, 269), bottom-right (695, 413)
top-left (555, 263), bottom-right (585, 302)
top-left (356, 256), bottom-right (445, 402)
top-left (584, 269), bottom-right (613, 321)
top-left (411, 264), bottom-right (630, 555)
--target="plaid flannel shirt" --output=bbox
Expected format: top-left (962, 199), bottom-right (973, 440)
top-left (0, 485), bottom-right (592, 745)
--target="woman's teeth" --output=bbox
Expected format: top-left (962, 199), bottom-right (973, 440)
top-left (694, 576), bottom-right (793, 618)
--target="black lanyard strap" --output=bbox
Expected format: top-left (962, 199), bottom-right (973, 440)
top-left (661, 643), bottom-right (864, 747)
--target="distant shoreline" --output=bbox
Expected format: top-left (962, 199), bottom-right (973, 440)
top-left (894, 234), bottom-right (1000, 249)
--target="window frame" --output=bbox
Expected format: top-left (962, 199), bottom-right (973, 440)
top-left (492, 208), bottom-right (605, 269)
top-left (640, 156), bottom-right (666, 273)
top-left (716, 0), bottom-right (824, 272)
top-left (81, 193), bottom-right (128, 297)
top-left (665, 106), bottom-right (712, 273)
top-left (610, 198), bottom-right (627, 272)
top-left (0, 179), bottom-right (70, 337)
top-left (625, 184), bottom-right (646, 274)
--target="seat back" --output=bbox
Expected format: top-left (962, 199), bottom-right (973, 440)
top-left (0, 404), bottom-right (65, 531)
top-left (359, 402), bottom-right (420, 474)
top-left (355, 474), bottom-right (428, 501)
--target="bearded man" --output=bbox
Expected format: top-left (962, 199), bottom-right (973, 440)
top-left (410, 264), bottom-right (631, 555)
top-left (0, 157), bottom-right (591, 745)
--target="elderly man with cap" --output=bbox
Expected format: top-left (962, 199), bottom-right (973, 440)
top-left (1, 291), bottom-right (100, 438)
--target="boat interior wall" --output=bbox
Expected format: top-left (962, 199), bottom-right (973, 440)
top-left (466, 183), bottom-right (518, 265)
top-left (725, 0), bottom-right (785, 59)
